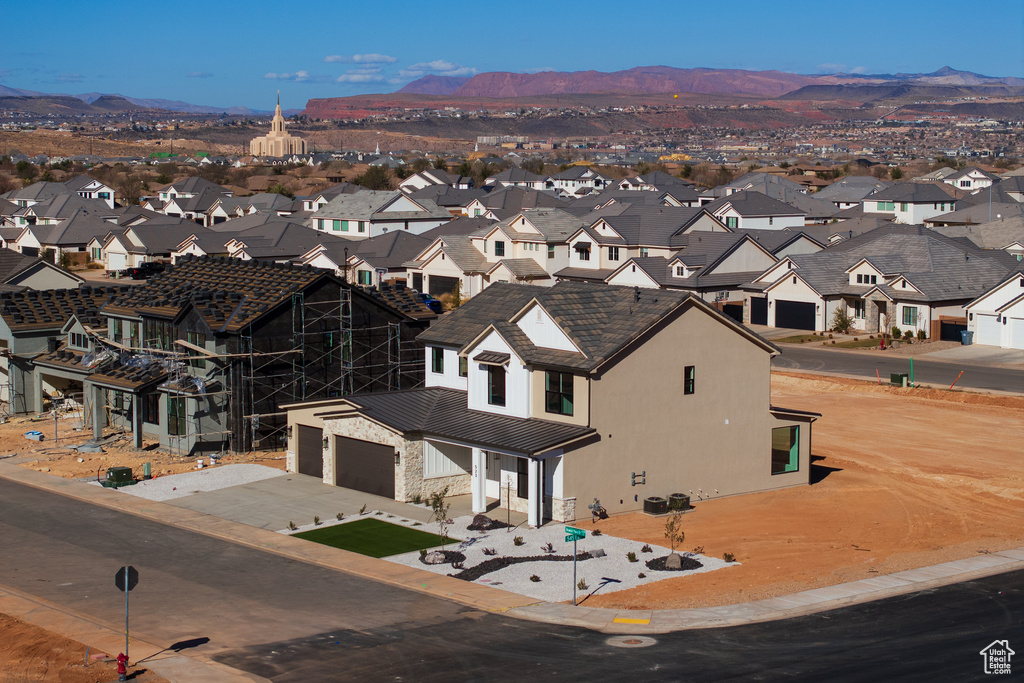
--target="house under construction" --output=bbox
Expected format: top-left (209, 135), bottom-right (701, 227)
top-left (11, 256), bottom-right (430, 455)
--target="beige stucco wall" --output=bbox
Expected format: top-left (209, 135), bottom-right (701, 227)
top-left (529, 370), bottom-right (589, 427)
top-left (562, 303), bottom-right (809, 517)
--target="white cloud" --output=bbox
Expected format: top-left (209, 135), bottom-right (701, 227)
top-left (323, 53), bottom-right (397, 64)
top-left (264, 70), bottom-right (311, 82)
top-left (336, 73), bottom-right (384, 83)
top-left (817, 63), bottom-right (846, 74)
top-left (850, 66), bottom-right (868, 74)
top-left (398, 60), bottom-right (477, 79)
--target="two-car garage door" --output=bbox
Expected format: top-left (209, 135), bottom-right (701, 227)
top-left (774, 300), bottom-right (816, 331)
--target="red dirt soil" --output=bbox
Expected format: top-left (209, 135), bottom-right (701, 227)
top-left (0, 613), bottom-right (167, 683)
top-left (584, 373), bottom-right (1024, 610)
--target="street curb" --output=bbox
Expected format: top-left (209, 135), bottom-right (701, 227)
top-left (4, 461), bottom-right (1023, 637)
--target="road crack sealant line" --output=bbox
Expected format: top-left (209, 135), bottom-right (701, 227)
top-left (5, 464), bottom-right (1024, 634)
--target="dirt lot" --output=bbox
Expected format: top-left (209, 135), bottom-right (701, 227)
top-left (584, 373), bottom-right (1024, 610)
top-left (0, 613), bottom-right (166, 683)
top-left (5, 413), bottom-right (285, 481)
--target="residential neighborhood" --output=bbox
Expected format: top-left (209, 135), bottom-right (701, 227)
top-left (1, 9), bottom-right (1023, 678)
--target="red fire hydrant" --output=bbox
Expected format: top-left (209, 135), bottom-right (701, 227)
top-left (880, 337), bottom-right (886, 351)
top-left (116, 652), bottom-right (128, 681)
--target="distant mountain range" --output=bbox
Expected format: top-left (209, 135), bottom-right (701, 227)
top-left (397, 65), bottom-right (1024, 98)
top-left (0, 84), bottom-right (272, 115)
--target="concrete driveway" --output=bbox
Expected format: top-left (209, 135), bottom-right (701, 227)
top-left (920, 344), bottom-right (1024, 366)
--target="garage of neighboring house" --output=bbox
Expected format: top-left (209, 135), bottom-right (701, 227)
top-left (334, 435), bottom-right (396, 498)
top-left (775, 300), bottom-right (816, 330)
top-left (975, 313), bottom-right (1000, 346)
top-left (107, 251), bottom-right (128, 272)
top-left (720, 303), bottom-right (743, 323)
top-left (1009, 316), bottom-right (1024, 350)
top-left (427, 275), bottom-right (460, 298)
top-left (750, 296), bottom-right (768, 325)
top-left (295, 424), bottom-right (323, 478)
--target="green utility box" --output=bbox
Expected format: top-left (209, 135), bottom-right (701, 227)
top-left (890, 373), bottom-right (909, 387)
top-left (102, 466), bottom-right (136, 488)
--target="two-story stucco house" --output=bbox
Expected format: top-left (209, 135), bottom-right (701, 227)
top-left (285, 281), bottom-right (818, 526)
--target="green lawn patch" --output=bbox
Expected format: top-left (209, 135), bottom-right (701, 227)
top-left (775, 334), bottom-right (823, 344)
top-left (293, 518), bottom-right (449, 558)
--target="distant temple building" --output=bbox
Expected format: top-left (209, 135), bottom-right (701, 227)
top-left (250, 93), bottom-right (307, 157)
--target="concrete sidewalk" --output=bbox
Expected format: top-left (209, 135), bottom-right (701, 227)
top-left (3, 459), bottom-right (1024, 646)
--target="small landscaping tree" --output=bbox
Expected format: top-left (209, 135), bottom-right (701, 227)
top-left (831, 305), bottom-right (853, 334)
top-left (429, 486), bottom-right (452, 550)
top-left (664, 510), bottom-right (685, 554)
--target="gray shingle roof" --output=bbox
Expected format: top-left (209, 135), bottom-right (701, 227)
top-left (868, 182), bottom-right (957, 203)
top-left (311, 190), bottom-right (450, 222)
top-left (705, 191), bottom-right (807, 217)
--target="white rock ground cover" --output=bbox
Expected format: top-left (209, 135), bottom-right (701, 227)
top-left (284, 512), bottom-right (735, 603)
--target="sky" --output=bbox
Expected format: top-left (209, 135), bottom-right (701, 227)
top-left (3, 0), bottom-right (1023, 110)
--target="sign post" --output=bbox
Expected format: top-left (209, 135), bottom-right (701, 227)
top-left (564, 526), bottom-right (585, 606)
top-left (114, 566), bottom-right (139, 667)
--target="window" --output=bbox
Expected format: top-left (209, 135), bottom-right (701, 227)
top-left (341, 220), bottom-right (349, 232)
top-left (186, 331), bottom-right (206, 369)
top-left (112, 319), bottom-right (122, 344)
top-left (902, 306), bottom-right (918, 326)
top-left (332, 219), bottom-right (340, 231)
top-left (91, 247), bottom-right (102, 260)
top-left (675, 266), bottom-right (686, 277)
top-left (856, 274), bottom-right (864, 284)
top-left (494, 241), bottom-right (505, 257)
top-left (769, 217), bottom-right (774, 226)
top-left (548, 245), bottom-right (555, 259)
top-left (487, 364), bottom-right (506, 406)
top-left (960, 180), bottom-right (970, 188)
top-left (431, 347), bottom-right (444, 374)
top-left (144, 393), bottom-right (159, 425)
top-left (578, 247), bottom-right (590, 261)
top-left (516, 458), bottom-right (529, 499)
top-left (854, 300), bottom-right (865, 319)
top-left (771, 426), bottom-right (800, 474)
top-left (683, 365), bottom-right (695, 395)
top-left (608, 246), bottom-right (619, 261)
top-left (870, 275), bottom-right (877, 284)
top-left (639, 247), bottom-right (649, 257)
top-left (358, 221), bottom-right (366, 233)
top-left (726, 216), bottom-right (738, 229)
top-left (168, 396), bottom-right (186, 436)
top-left (358, 270), bottom-right (372, 286)
top-left (474, 209), bottom-right (482, 217)
top-left (545, 371), bottom-right (574, 416)
top-left (458, 356), bottom-right (468, 378)
top-left (70, 332), bottom-right (88, 349)
top-left (113, 391), bottom-right (124, 412)
top-left (900, 202), bottom-right (908, 212)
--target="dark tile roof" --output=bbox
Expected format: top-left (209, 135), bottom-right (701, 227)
top-left (704, 190), bottom-right (807, 217)
top-left (327, 387), bottom-right (595, 455)
top-left (868, 182), bottom-right (958, 203)
top-left (0, 285), bottom-right (126, 331)
top-left (102, 256), bottom-right (330, 333)
top-left (366, 282), bottom-right (436, 320)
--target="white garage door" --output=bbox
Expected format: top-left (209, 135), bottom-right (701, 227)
top-left (975, 314), bottom-right (1000, 346)
top-left (107, 252), bottom-right (128, 272)
top-left (1009, 318), bottom-right (1024, 350)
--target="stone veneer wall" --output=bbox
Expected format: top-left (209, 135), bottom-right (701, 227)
top-left (551, 496), bottom-right (577, 523)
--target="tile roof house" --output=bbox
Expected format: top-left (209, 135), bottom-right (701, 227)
top-left (931, 216), bottom-right (1024, 260)
top-left (285, 281), bottom-right (817, 525)
top-left (745, 225), bottom-right (1017, 335)
top-left (813, 177), bottom-right (892, 210)
top-left (964, 267), bottom-right (1024, 349)
top-left (310, 190), bottom-right (451, 238)
top-left (942, 167), bottom-right (1000, 191)
top-left (301, 230), bottom-right (432, 288)
top-left (64, 175), bottom-right (116, 209)
top-left (704, 191), bottom-right (807, 230)
top-left (862, 182), bottom-right (959, 224)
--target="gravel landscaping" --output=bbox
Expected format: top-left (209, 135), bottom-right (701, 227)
top-left (98, 463), bottom-right (286, 501)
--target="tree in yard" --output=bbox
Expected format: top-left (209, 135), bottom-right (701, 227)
top-left (714, 164), bottom-right (734, 186)
top-left (267, 183), bottom-right (294, 198)
top-left (354, 165), bottom-right (393, 190)
top-left (57, 252), bottom-right (74, 271)
top-left (664, 510), bottom-right (685, 554)
top-left (0, 173), bottom-right (16, 194)
top-left (634, 161), bottom-right (651, 176)
top-left (410, 157), bottom-right (431, 173)
top-left (429, 486), bottom-right (452, 550)
top-left (890, 167), bottom-right (904, 180)
top-left (679, 164), bottom-right (692, 179)
top-left (457, 161), bottom-right (472, 177)
top-left (432, 157), bottom-right (448, 170)
top-left (116, 174), bottom-right (145, 206)
top-left (831, 304), bottom-right (854, 334)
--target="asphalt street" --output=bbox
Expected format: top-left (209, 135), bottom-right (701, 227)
top-left (1, 479), bottom-right (1020, 681)
top-left (773, 345), bottom-right (1024, 393)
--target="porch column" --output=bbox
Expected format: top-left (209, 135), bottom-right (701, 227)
top-left (132, 394), bottom-right (143, 449)
top-left (32, 371), bottom-right (43, 414)
top-left (92, 385), bottom-right (103, 439)
top-left (527, 457), bottom-right (542, 528)
top-left (471, 447), bottom-right (487, 514)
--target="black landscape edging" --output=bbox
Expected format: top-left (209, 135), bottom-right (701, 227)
top-left (449, 552), bottom-right (593, 582)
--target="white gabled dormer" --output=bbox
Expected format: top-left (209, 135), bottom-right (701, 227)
top-left (589, 218), bottom-right (624, 239)
top-left (460, 326), bottom-right (530, 418)
top-left (511, 300), bottom-right (582, 353)
top-left (668, 259), bottom-right (699, 278)
top-left (845, 258), bottom-right (884, 286)
top-left (891, 276), bottom-right (922, 294)
top-left (754, 257), bottom-right (796, 285)
top-left (508, 213), bottom-right (543, 235)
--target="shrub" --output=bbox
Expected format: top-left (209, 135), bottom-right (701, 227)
top-left (627, 551), bottom-right (638, 563)
top-left (359, 504), bottom-right (367, 515)
top-left (530, 574), bottom-right (541, 582)
top-left (577, 578), bottom-right (589, 591)
top-left (482, 547), bottom-right (497, 556)
top-left (723, 552), bottom-right (736, 563)
top-left (336, 513), bottom-right (344, 521)
top-left (831, 306), bottom-right (853, 334)
top-left (692, 545), bottom-right (705, 554)
top-left (917, 329), bottom-right (926, 340)
top-left (313, 515), bottom-right (321, 526)
top-left (891, 326), bottom-right (902, 339)
top-left (903, 330), bottom-right (914, 341)
top-left (375, 511), bottom-right (383, 516)
top-left (513, 536), bottom-right (525, 546)
top-left (412, 494), bottom-right (421, 505)
top-left (638, 572), bottom-right (646, 579)
top-left (419, 549), bottom-right (427, 558)
top-left (592, 529), bottom-right (602, 536)
top-left (287, 521), bottom-right (296, 530)
top-left (641, 544), bottom-right (653, 553)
